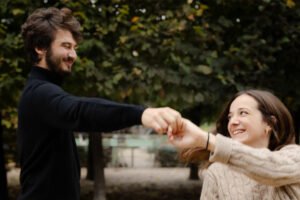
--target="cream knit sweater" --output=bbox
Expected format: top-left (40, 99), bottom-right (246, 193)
top-left (200, 134), bottom-right (300, 200)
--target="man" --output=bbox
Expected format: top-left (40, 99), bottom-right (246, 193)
top-left (18, 7), bottom-right (182, 200)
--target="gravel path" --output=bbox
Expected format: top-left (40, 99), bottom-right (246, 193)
top-left (8, 167), bottom-right (202, 200)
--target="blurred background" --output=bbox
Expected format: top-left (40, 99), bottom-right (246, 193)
top-left (1, 0), bottom-right (300, 199)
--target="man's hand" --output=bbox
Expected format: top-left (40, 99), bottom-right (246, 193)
top-left (141, 107), bottom-right (183, 134)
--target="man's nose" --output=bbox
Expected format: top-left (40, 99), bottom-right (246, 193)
top-left (68, 49), bottom-right (77, 59)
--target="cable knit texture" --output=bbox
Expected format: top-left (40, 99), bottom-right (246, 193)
top-left (200, 134), bottom-right (300, 200)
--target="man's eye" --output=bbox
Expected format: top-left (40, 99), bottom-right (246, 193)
top-left (62, 43), bottom-right (72, 49)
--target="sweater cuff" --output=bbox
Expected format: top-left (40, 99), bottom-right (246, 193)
top-left (136, 106), bottom-right (147, 124)
top-left (209, 134), bottom-right (233, 164)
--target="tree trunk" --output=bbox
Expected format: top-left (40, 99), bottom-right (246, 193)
top-left (86, 134), bottom-right (94, 180)
top-left (182, 105), bottom-right (201, 180)
top-left (188, 163), bottom-right (200, 180)
top-left (91, 133), bottom-right (106, 200)
top-left (0, 113), bottom-right (8, 200)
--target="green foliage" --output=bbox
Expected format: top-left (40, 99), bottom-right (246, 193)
top-left (1, 0), bottom-right (300, 137)
top-left (63, 0), bottom-right (233, 114)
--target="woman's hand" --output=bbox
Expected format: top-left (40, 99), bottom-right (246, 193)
top-left (168, 119), bottom-right (215, 151)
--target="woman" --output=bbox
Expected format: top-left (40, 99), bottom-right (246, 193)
top-left (169, 89), bottom-right (300, 199)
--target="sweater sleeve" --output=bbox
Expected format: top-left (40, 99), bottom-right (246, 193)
top-left (209, 134), bottom-right (300, 187)
top-left (31, 82), bottom-right (145, 132)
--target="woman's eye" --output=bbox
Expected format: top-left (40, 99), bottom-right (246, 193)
top-left (240, 111), bottom-right (248, 116)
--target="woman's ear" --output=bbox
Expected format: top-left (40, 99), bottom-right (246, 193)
top-left (265, 126), bottom-right (272, 136)
top-left (270, 115), bottom-right (277, 124)
top-left (265, 115), bottom-right (277, 136)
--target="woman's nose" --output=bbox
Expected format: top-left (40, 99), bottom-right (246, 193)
top-left (229, 116), bottom-right (240, 126)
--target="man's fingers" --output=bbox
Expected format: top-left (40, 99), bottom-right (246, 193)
top-left (152, 122), bottom-right (164, 134)
top-left (158, 108), bottom-right (182, 134)
top-left (141, 107), bottom-right (183, 134)
top-left (167, 126), bottom-right (174, 140)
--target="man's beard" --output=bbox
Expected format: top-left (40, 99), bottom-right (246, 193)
top-left (46, 49), bottom-right (71, 77)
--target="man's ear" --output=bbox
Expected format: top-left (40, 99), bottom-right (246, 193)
top-left (35, 47), bottom-right (46, 58)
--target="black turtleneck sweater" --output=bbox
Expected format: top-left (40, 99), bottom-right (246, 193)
top-left (17, 66), bottom-right (145, 200)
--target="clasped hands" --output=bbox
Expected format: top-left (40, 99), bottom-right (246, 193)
top-left (142, 107), bottom-right (213, 151)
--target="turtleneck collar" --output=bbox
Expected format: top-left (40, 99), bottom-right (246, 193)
top-left (29, 66), bottom-right (64, 85)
